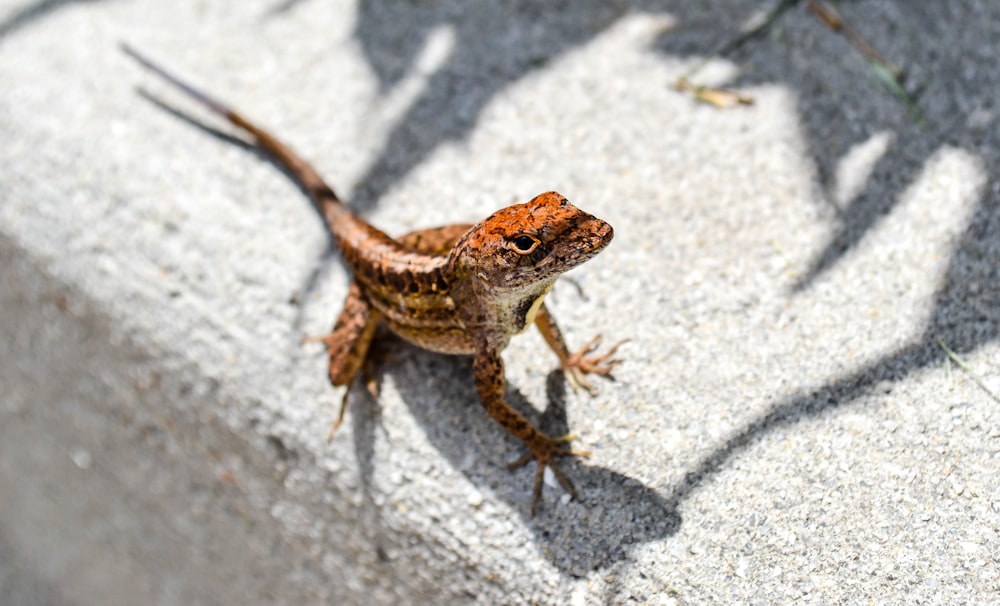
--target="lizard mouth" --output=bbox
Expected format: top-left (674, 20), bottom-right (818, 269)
top-left (534, 214), bottom-right (614, 278)
top-left (571, 214), bottom-right (614, 261)
top-left (589, 218), bottom-right (614, 251)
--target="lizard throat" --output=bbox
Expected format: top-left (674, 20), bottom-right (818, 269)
top-left (517, 285), bottom-right (553, 334)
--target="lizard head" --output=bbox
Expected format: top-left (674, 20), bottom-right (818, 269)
top-left (447, 191), bottom-right (614, 290)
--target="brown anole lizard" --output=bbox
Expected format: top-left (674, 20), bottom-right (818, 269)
top-left (123, 45), bottom-right (623, 515)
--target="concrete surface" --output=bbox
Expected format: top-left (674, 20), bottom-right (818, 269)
top-left (2, 0), bottom-right (998, 604)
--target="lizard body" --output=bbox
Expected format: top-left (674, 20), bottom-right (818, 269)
top-left (124, 45), bottom-right (623, 514)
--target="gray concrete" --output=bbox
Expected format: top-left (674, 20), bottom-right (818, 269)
top-left (2, 1), bottom-right (997, 604)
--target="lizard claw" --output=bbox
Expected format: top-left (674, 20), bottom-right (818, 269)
top-left (563, 335), bottom-right (628, 394)
top-left (327, 387), bottom-right (350, 442)
top-left (301, 332), bottom-right (334, 347)
top-left (508, 434), bottom-right (591, 515)
top-left (328, 353), bottom-right (384, 442)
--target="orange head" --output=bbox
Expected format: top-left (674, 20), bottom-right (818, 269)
top-left (447, 192), bottom-right (613, 290)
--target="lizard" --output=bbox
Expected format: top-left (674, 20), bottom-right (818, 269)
top-left (122, 44), bottom-right (624, 515)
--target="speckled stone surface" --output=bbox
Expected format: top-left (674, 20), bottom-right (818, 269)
top-left (2, 1), bottom-right (997, 604)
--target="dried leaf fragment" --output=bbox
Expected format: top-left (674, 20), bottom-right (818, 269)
top-left (676, 78), bottom-right (754, 108)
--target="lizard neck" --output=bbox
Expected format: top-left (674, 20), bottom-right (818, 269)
top-left (451, 272), bottom-right (558, 346)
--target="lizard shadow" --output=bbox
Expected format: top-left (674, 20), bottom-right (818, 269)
top-left (374, 338), bottom-right (680, 574)
top-left (136, 90), bottom-right (256, 154)
top-left (346, 365), bottom-right (392, 563)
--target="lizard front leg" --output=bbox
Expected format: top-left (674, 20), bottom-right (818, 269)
top-left (473, 347), bottom-right (589, 515)
top-left (306, 281), bottom-right (380, 437)
top-left (534, 303), bottom-right (626, 393)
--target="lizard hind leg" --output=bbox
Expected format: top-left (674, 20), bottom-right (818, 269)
top-left (327, 348), bottom-right (384, 441)
top-left (303, 281), bottom-right (380, 440)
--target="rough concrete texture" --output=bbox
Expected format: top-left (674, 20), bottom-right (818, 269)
top-left (2, 1), bottom-right (998, 604)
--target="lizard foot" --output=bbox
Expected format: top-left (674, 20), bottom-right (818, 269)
top-left (508, 434), bottom-right (591, 515)
top-left (563, 335), bottom-right (629, 393)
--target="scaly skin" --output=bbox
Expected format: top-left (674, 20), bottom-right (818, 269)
top-left (123, 44), bottom-right (623, 515)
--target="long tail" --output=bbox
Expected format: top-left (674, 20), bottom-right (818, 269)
top-left (121, 43), bottom-right (351, 228)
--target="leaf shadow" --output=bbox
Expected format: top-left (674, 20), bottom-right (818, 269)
top-left (645, 0), bottom-right (1000, 530)
top-left (651, 1), bottom-right (998, 291)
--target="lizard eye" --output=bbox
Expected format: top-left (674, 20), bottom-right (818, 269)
top-left (510, 234), bottom-right (540, 255)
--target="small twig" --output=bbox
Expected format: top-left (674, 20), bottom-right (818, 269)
top-left (937, 338), bottom-right (1000, 404)
top-left (945, 349), bottom-right (953, 383)
top-left (806, 0), bottom-right (924, 125)
top-left (806, 0), bottom-right (901, 77)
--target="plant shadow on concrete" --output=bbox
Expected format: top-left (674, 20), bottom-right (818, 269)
top-left (0, 0), bottom-right (106, 38)
top-left (650, 0), bottom-right (999, 508)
